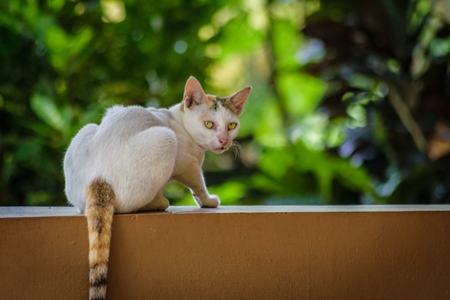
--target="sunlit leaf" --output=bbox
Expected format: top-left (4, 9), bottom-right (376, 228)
top-left (258, 146), bottom-right (295, 179)
top-left (271, 18), bottom-right (301, 70)
top-left (219, 13), bottom-right (265, 58)
top-left (46, 0), bottom-right (65, 12)
top-left (69, 27), bottom-right (94, 57)
top-left (30, 94), bottom-right (65, 132)
top-left (207, 181), bottom-right (247, 205)
top-left (277, 73), bottom-right (326, 118)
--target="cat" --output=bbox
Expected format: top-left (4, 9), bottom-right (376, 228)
top-left (63, 76), bottom-right (251, 300)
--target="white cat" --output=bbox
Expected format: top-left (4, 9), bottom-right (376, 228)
top-left (63, 76), bottom-right (251, 300)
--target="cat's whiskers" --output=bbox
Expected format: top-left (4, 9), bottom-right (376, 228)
top-left (228, 141), bottom-right (241, 160)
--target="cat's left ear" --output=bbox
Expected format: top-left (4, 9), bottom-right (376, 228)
top-left (183, 76), bottom-right (208, 108)
top-left (229, 86), bottom-right (252, 116)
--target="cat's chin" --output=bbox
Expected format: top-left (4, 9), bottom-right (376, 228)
top-left (211, 147), bottom-right (228, 154)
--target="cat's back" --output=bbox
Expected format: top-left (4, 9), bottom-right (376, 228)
top-left (102, 105), bottom-right (169, 128)
top-left (65, 105), bottom-right (170, 172)
top-left (96, 105), bottom-right (170, 143)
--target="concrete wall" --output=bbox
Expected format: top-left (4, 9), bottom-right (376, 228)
top-left (1, 205), bottom-right (450, 300)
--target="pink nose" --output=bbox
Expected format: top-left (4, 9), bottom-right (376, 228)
top-left (219, 138), bottom-right (228, 146)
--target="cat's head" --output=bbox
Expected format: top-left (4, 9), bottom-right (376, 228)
top-left (180, 76), bottom-right (251, 154)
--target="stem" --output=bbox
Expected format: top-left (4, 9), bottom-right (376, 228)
top-left (388, 84), bottom-right (427, 152)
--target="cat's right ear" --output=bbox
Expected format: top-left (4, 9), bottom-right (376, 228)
top-left (183, 76), bottom-right (207, 109)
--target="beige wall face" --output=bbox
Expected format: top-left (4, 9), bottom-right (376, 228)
top-left (1, 206), bottom-right (450, 299)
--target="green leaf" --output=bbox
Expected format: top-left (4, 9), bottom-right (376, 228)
top-left (44, 27), bottom-right (70, 72)
top-left (271, 18), bottom-right (301, 70)
top-left (219, 12), bottom-right (265, 58)
top-left (46, 0), bottom-right (65, 12)
top-left (258, 146), bottom-right (295, 179)
top-left (277, 73), bottom-right (326, 118)
top-left (208, 181), bottom-right (247, 205)
top-left (30, 94), bottom-right (65, 132)
top-left (69, 27), bottom-right (94, 58)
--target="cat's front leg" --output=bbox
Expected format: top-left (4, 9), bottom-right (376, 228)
top-left (194, 193), bottom-right (220, 208)
top-left (175, 165), bottom-right (220, 208)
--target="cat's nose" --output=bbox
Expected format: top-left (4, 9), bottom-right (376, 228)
top-left (219, 138), bottom-right (228, 146)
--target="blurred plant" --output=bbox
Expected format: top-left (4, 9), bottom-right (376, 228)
top-left (2, 0), bottom-right (448, 207)
top-left (187, 0), bottom-right (379, 205)
top-left (302, 0), bottom-right (450, 203)
top-left (0, 0), bottom-right (224, 205)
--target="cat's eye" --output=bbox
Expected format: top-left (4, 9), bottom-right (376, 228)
top-left (228, 122), bottom-right (237, 130)
top-left (204, 121), bottom-right (214, 129)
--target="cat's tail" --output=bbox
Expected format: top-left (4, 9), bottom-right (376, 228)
top-left (85, 178), bottom-right (115, 300)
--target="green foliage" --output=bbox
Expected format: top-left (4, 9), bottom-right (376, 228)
top-left (302, 0), bottom-right (450, 203)
top-left (1, 0), bottom-right (449, 207)
top-left (0, 0), bottom-right (220, 206)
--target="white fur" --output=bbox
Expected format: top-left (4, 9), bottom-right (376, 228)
top-left (63, 78), bottom-right (251, 213)
top-left (64, 106), bottom-right (177, 213)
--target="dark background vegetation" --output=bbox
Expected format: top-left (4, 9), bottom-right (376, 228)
top-left (1, 0), bottom-right (450, 206)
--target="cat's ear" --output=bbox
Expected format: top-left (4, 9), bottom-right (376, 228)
top-left (229, 86), bottom-right (252, 115)
top-left (183, 76), bottom-right (208, 108)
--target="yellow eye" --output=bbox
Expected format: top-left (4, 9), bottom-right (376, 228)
top-left (204, 121), bottom-right (214, 129)
top-left (228, 122), bottom-right (237, 130)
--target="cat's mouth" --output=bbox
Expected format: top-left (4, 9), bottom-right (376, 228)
top-left (212, 146), bottom-right (228, 154)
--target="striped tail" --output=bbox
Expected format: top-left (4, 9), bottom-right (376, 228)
top-left (85, 178), bottom-right (115, 300)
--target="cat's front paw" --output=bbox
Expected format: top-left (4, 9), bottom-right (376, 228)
top-left (201, 195), bottom-right (220, 208)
